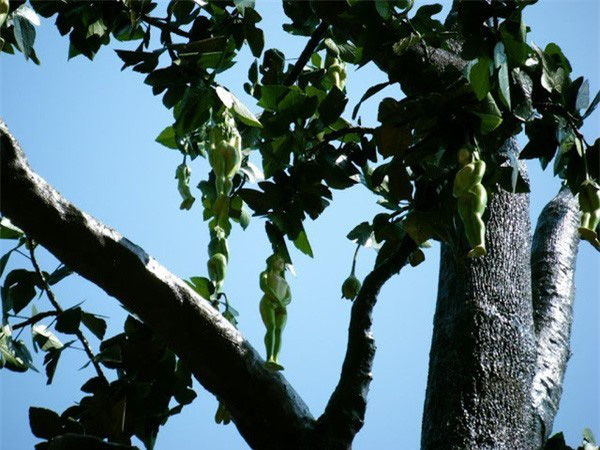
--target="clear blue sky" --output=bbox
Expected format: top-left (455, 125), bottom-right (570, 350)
top-left (1, 1), bottom-right (598, 449)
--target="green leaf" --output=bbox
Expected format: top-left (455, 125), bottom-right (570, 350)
top-left (582, 89), bottom-right (600, 120)
top-left (4, 269), bottom-right (38, 314)
top-left (216, 87), bottom-right (262, 127)
top-left (375, 0), bottom-right (391, 19)
top-left (402, 211), bottom-right (449, 245)
top-left (185, 277), bottom-right (213, 299)
top-left (469, 58), bottom-right (491, 101)
top-left (81, 312), bottom-right (107, 340)
top-left (232, 94), bottom-right (262, 128)
top-left (32, 324), bottom-right (63, 352)
top-left (494, 42), bottom-right (511, 109)
top-left (216, 85), bottom-right (235, 109)
top-left (55, 307), bottom-right (82, 335)
top-left (0, 327), bottom-right (34, 372)
top-left (14, 5), bottom-right (40, 26)
top-left (575, 79), bottom-right (590, 111)
top-left (347, 222), bottom-right (373, 246)
top-left (234, 0), bottom-right (256, 14)
top-left (13, 14), bottom-right (36, 60)
top-left (43, 346), bottom-right (70, 385)
top-left (0, 217), bottom-right (24, 239)
top-left (257, 85), bottom-right (290, 111)
top-left (319, 86), bottom-right (348, 126)
top-left (239, 206), bottom-right (251, 230)
top-left (352, 81), bottom-right (391, 120)
top-left (86, 19), bottom-right (107, 39)
top-left (0, 251), bottom-right (12, 279)
top-left (477, 113), bottom-right (503, 134)
top-left (265, 221), bottom-right (293, 267)
top-left (156, 126), bottom-right (178, 150)
top-left (47, 265), bottom-right (73, 285)
top-left (293, 229), bottom-right (313, 257)
top-left (29, 407), bottom-right (62, 439)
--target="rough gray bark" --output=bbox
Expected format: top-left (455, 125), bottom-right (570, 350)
top-left (317, 237), bottom-right (417, 448)
top-left (421, 139), bottom-right (537, 449)
top-left (0, 120), bottom-right (315, 450)
top-left (531, 189), bottom-right (581, 448)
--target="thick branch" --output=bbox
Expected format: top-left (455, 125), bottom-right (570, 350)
top-left (530, 188), bottom-right (581, 448)
top-left (317, 236), bottom-right (417, 448)
top-left (284, 21), bottom-right (329, 86)
top-left (0, 120), bottom-right (314, 450)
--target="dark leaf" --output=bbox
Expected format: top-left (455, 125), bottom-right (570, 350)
top-left (352, 81), bottom-right (391, 120)
top-left (575, 79), bottom-right (590, 111)
top-left (55, 307), bottom-right (82, 335)
top-left (469, 58), bottom-right (491, 101)
top-left (318, 86), bottom-right (347, 126)
top-left (47, 265), bottom-right (73, 285)
top-left (582, 89), bottom-right (600, 120)
top-left (81, 312), bottom-right (107, 340)
top-left (185, 277), bottom-right (213, 299)
top-left (292, 229), bottom-right (313, 257)
top-left (155, 126), bottom-right (178, 150)
top-left (13, 14), bottom-right (36, 60)
top-left (347, 222), bottom-right (373, 246)
top-left (0, 218), bottom-right (24, 239)
top-left (29, 407), bottom-right (62, 439)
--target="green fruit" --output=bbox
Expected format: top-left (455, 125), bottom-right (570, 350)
top-left (208, 236), bottom-right (229, 260)
top-left (341, 274), bottom-right (361, 300)
top-left (212, 194), bottom-right (230, 218)
top-left (207, 253), bottom-right (227, 284)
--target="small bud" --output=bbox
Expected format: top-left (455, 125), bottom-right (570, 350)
top-left (341, 274), bottom-right (361, 301)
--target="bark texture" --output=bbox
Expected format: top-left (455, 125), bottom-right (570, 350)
top-left (531, 189), bottom-right (581, 448)
top-left (1, 120), bottom-right (315, 450)
top-left (422, 139), bottom-right (537, 449)
top-left (317, 237), bottom-right (417, 448)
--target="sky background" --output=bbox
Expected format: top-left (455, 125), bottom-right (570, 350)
top-left (1, 1), bottom-right (598, 449)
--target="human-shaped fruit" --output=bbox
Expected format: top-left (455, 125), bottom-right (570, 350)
top-left (325, 53), bottom-right (346, 91)
top-left (578, 180), bottom-right (600, 248)
top-left (208, 109), bottom-right (242, 195)
top-left (259, 254), bottom-right (291, 371)
top-left (207, 253), bottom-right (227, 292)
top-left (453, 147), bottom-right (488, 258)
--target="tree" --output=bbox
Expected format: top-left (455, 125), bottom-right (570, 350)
top-left (0, 1), bottom-right (598, 449)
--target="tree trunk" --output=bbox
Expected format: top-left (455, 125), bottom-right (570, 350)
top-left (421, 139), bottom-right (537, 449)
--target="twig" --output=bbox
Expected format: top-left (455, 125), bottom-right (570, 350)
top-left (141, 14), bottom-right (192, 39)
top-left (284, 21), bottom-right (329, 86)
top-left (163, 11), bottom-right (178, 61)
top-left (12, 311), bottom-right (58, 330)
top-left (307, 127), bottom-right (376, 159)
top-left (27, 238), bottom-right (107, 383)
